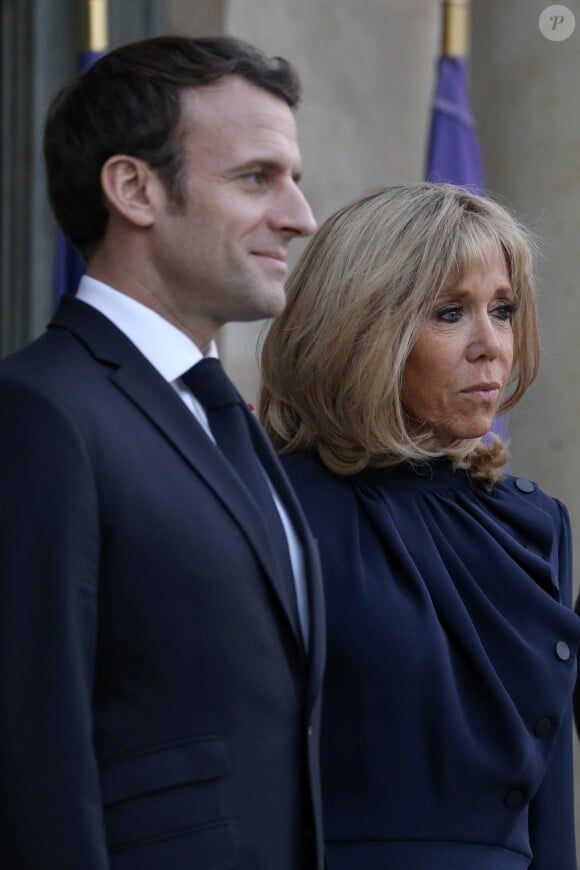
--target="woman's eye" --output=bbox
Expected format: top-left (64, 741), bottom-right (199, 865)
top-left (436, 306), bottom-right (462, 323)
top-left (493, 302), bottom-right (517, 322)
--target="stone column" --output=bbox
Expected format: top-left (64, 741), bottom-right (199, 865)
top-left (0, 0), bottom-right (165, 357)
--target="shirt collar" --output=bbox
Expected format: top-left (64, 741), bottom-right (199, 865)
top-left (76, 275), bottom-right (218, 382)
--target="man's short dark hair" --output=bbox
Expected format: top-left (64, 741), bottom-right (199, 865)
top-left (43, 35), bottom-right (302, 257)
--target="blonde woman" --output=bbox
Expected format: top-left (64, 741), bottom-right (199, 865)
top-left (260, 183), bottom-right (580, 870)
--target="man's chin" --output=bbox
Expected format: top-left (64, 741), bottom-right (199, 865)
top-left (255, 282), bottom-right (287, 319)
top-left (228, 286), bottom-right (287, 324)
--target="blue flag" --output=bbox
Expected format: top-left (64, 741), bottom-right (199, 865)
top-left (426, 54), bottom-right (507, 444)
top-left (54, 50), bottom-right (103, 304)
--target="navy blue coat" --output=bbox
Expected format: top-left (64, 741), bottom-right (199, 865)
top-left (0, 298), bottom-right (326, 870)
top-left (573, 594), bottom-right (580, 734)
top-left (282, 452), bottom-right (580, 870)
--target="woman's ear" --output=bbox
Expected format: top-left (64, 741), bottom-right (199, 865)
top-left (100, 155), bottom-right (162, 228)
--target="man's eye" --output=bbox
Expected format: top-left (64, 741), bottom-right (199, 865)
top-left (435, 306), bottom-right (461, 323)
top-left (245, 171), bottom-right (265, 185)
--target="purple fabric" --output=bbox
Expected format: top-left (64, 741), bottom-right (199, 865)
top-left (426, 56), bottom-right (484, 191)
top-left (54, 51), bottom-right (103, 304)
top-left (426, 56), bottom-right (507, 446)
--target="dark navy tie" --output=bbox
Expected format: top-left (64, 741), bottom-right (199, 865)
top-left (182, 358), bottom-right (299, 626)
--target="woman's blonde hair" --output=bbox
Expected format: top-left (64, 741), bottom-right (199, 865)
top-left (259, 183), bottom-right (540, 484)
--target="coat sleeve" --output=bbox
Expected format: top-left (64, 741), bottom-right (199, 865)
top-left (0, 378), bottom-right (110, 869)
top-left (574, 592), bottom-right (580, 736)
top-left (528, 499), bottom-right (577, 870)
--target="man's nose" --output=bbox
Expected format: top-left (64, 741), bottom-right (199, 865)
top-left (274, 184), bottom-right (317, 238)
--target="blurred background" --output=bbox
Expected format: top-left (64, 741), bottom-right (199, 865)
top-left (1, 0), bottom-right (579, 854)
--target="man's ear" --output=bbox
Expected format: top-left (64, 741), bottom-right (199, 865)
top-left (100, 155), bottom-right (162, 228)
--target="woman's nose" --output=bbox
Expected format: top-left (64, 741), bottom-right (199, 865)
top-left (466, 315), bottom-right (501, 362)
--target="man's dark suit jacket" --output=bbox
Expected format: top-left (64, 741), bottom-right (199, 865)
top-left (0, 297), bottom-right (326, 870)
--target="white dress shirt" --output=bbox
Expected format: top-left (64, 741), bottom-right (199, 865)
top-left (76, 276), bottom-right (309, 645)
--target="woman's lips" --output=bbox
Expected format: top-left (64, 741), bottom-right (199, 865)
top-left (461, 382), bottom-right (501, 401)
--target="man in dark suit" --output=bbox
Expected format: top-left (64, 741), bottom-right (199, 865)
top-left (0, 35), bottom-right (324, 870)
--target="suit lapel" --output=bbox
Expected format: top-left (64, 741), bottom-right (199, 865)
top-left (50, 297), bottom-right (306, 652)
top-left (248, 412), bottom-right (326, 701)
